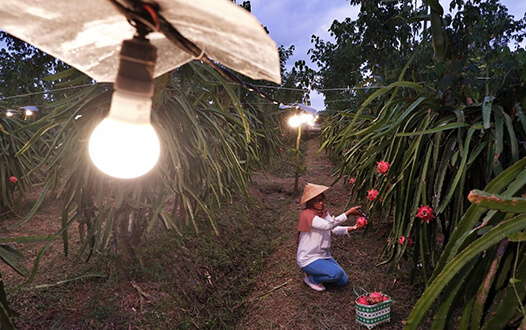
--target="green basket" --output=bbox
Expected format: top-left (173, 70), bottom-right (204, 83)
top-left (353, 286), bottom-right (391, 329)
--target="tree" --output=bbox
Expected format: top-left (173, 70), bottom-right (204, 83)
top-left (310, 0), bottom-right (425, 110)
top-left (0, 32), bottom-right (83, 109)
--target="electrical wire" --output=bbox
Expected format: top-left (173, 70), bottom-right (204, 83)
top-left (106, 0), bottom-right (159, 36)
top-left (0, 84), bottom-right (108, 102)
top-left (142, 3), bottom-right (160, 31)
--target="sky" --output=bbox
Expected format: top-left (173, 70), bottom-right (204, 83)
top-left (248, 0), bottom-right (525, 111)
top-left (250, 0), bottom-right (360, 110)
top-left (1, 1), bottom-right (523, 111)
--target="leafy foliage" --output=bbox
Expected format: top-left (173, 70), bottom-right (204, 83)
top-left (14, 61), bottom-right (284, 266)
top-left (0, 115), bottom-right (41, 213)
top-left (313, 0), bottom-right (526, 326)
top-left (406, 158), bottom-right (526, 329)
top-left (0, 32), bottom-right (75, 109)
top-left (310, 0), bottom-right (427, 110)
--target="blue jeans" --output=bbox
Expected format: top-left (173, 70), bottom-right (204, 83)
top-left (301, 258), bottom-right (349, 287)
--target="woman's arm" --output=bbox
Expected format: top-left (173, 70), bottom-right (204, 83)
top-left (310, 213), bottom-right (347, 230)
top-left (344, 205), bottom-right (363, 217)
top-left (332, 224), bottom-right (363, 235)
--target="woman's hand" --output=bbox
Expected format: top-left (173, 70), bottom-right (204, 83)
top-left (345, 206), bottom-right (363, 217)
top-left (347, 225), bottom-right (358, 232)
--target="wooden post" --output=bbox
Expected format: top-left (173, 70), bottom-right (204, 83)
top-left (294, 124), bottom-right (302, 195)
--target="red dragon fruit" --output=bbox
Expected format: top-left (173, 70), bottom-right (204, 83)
top-left (356, 296), bottom-right (369, 305)
top-left (376, 160), bottom-right (390, 175)
top-left (356, 217), bottom-right (368, 228)
top-left (367, 292), bottom-right (386, 305)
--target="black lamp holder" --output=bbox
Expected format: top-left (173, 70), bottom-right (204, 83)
top-left (114, 35), bottom-right (157, 97)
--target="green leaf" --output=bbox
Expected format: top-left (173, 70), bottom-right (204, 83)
top-left (515, 104), bottom-right (526, 133)
top-left (499, 107), bottom-right (520, 163)
top-left (0, 245), bottom-right (29, 277)
top-left (9, 178), bottom-right (53, 229)
top-left (482, 96), bottom-right (495, 129)
top-left (395, 122), bottom-right (469, 137)
top-left (507, 231), bottom-right (526, 242)
top-left (0, 236), bottom-right (55, 244)
top-left (423, 0), bottom-right (444, 15)
top-left (468, 189), bottom-right (526, 213)
top-left (405, 14), bottom-right (431, 23)
top-left (436, 127), bottom-right (475, 214)
top-left (405, 214), bottom-right (526, 329)
top-left (494, 107), bottom-right (504, 156)
top-left (433, 157), bottom-right (526, 280)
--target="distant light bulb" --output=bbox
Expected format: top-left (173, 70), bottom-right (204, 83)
top-left (89, 91), bottom-right (160, 179)
top-left (288, 115), bottom-right (302, 128)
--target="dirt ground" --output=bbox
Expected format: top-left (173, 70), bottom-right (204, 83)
top-left (237, 138), bottom-right (426, 329)
top-left (0, 136), bottom-right (429, 329)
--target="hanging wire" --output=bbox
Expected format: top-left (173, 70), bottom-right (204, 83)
top-left (0, 2), bottom-right (387, 108)
top-left (106, 0), bottom-right (160, 36)
top-left (0, 84), bottom-right (109, 102)
top-left (1, 2), bottom-right (396, 108)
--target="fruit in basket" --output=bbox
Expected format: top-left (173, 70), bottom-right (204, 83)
top-left (356, 291), bottom-right (390, 305)
top-left (368, 292), bottom-right (385, 305)
top-left (356, 217), bottom-right (368, 228)
top-left (356, 296), bottom-right (369, 305)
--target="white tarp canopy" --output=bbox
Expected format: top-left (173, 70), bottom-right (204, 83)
top-left (280, 103), bottom-right (318, 115)
top-left (20, 106), bottom-right (39, 112)
top-left (0, 0), bottom-right (281, 85)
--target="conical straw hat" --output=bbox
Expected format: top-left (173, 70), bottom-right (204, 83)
top-left (300, 183), bottom-right (330, 205)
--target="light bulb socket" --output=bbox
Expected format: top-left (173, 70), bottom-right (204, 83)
top-left (115, 37), bottom-right (157, 97)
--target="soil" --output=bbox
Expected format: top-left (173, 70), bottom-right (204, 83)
top-left (0, 136), bottom-right (428, 329)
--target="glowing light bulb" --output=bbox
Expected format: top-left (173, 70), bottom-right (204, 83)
top-left (88, 36), bottom-right (159, 179)
top-left (89, 91), bottom-right (160, 179)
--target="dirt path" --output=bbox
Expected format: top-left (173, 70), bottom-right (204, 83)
top-left (237, 137), bottom-right (424, 329)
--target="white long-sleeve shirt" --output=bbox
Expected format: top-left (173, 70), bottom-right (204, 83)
top-left (296, 212), bottom-right (350, 268)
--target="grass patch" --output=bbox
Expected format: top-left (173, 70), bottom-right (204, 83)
top-left (5, 177), bottom-right (290, 329)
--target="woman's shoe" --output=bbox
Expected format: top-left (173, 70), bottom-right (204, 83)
top-left (304, 274), bottom-right (326, 291)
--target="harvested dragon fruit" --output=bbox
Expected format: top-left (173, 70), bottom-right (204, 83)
top-left (356, 296), bottom-right (369, 305)
top-left (367, 292), bottom-right (385, 305)
top-left (356, 292), bottom-right (389, 306)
